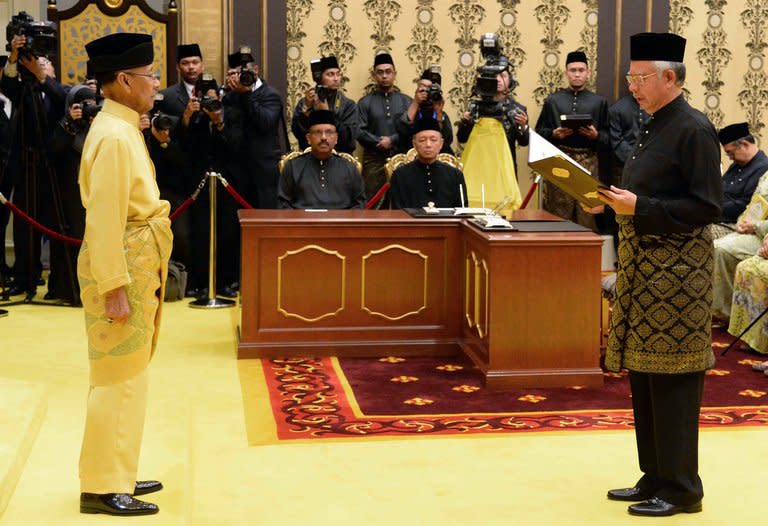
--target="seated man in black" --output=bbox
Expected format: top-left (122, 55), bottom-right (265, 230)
top-left (389, 113), bottom-right (467, 209)
top-left (278, 109), bottom-right (365, 209)
top-left (711, 121), bottom-right (768, 239)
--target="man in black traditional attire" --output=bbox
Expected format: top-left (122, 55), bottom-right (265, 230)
top-left (279, 110), bottom-right (365, 209)
top-left (396, 69), bottom-right (454, 155)
top-left (710, 122), bottom-right (768, 238)
top-left (535, 50), bottom-right (608, 230)
top-left (357, 52), bottom-right (412, 202)
top-left (389, 113), bottom-right (466, 209)
top-left (588, 32), bottom-right (722, 517)
top-left (291, 55), bottom-right (358, 154)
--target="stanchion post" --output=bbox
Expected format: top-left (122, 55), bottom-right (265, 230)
top-left (189, 171), bottom-right (235, 309)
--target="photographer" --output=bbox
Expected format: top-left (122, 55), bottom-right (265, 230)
top-left (158, 43), bottom-right (204, 133)
top-left (396, 68), bottom-right (454, 155)
top-left (223, 47), bottom-right (283, 209)
top-left (47, 85), bottom-right (98, 304)
top-left (178, 73), bottom-right (240, 297)
top-left (2, 31), bottom-right (67, 297)
top-left (457, 63), bottom-right (529, 176)
top-left (291, 55), bottom-right (358, 154)
top-left (143, 97), bottom-right (192, 294)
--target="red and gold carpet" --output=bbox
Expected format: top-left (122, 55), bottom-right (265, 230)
top-left (251, 329), bottom-right (768, 441)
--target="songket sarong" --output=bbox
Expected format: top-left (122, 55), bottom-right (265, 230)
top-left (78, 218), bottom-right (173, 386)
top-left (728, 255), bottom-right (768, 355)
top-left (460, 118), bottom-right (521, 212)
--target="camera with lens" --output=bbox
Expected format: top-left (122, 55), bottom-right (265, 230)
top-left (195, 73), bottom-right (222, 112)
top-left (5, 11), bottom-right (57, 60)
top-left (231, 45), bottom-right (255, 87)
top-left (309, 58), bottom-right (333, 103)
top-left (149, 94), bottom-right (173, 132)
top-left (419, 64), bottom-right (443, 111)
top-left (472, 33), bottom-right (517, 119)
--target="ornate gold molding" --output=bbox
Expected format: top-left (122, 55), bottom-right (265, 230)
top-left (361, 245), bottom-right (427, 321)
top-left (580, 0), bottom-right (598, 91)
top-left (319, 0), bottom-right (357, 87)
top-left (738, 0), bottom-right (768, 141)
top-left (669, 0), bottom-right (693, 35)
top-left (406, 0), bottom-right (443, 77)
top-left (286, 0), bottom-right (314, 128)
top-left (447, 1), bottom-right (486, 120)
top-left (697, 0), bottom-right (730, 127)
top-left (277, 245), bottom-right (346, 323)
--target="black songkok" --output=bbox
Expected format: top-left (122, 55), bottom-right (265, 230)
top-left (373, 53), bottom-right (394, 68)
top-left (414, 111), bottom-right (441, 134)
top-left (566, 51), bottom-right (588, 66)
top-left (320, 56), bottom-right (339, 72)
top-left (228, 46), bottom-right (254, 69)
top-left (630, 32), bottom-right (686, 62)
top-left (85, 33), bottom-right (154, 74)
top-left (718, 122), bottom-right (750, 145)
top-left (307, 110), bottom-right (336, 128)
top-left (177, 43), bottom-right (202, 62)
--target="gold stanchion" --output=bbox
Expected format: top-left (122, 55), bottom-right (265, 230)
top-left (189, 172), bottom-right (235, 309)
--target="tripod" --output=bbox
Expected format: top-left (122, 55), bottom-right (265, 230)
top-left (0, 67), bottom-right (78, 307)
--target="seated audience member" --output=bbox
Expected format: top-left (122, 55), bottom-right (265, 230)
top-left (278, 110), bottom-right (365, 209)
top-left (389, 113), bottom-right (467, 209)
top-left (711, 122), bottom-right (768, 239)
top-left (729, 238), bottom-right (768, 374)
top-left (712, 169), bottom-right (768, 319)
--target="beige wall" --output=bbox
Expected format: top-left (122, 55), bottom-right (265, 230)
top-left (670, 0), bottom-right (768, 145)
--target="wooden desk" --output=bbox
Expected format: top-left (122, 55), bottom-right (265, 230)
top-left (238, 210), bottom-right (603, 389)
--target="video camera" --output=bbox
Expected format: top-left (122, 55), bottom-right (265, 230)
top-left (309, 58), bottom-right (333, 103)
top-left (194, 73), bottom-right (222, 112)
top-left (472, 33), bottom-right (517, 119)
top-left (5, 11), bottom-right (57, 60)
top-left (149, 94), bottom-right (173, 132)
top-left (421, 64), bottom-right (443, 106)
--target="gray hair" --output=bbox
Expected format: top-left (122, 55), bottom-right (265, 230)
top-left (654, 61), bottom-right (686, 85)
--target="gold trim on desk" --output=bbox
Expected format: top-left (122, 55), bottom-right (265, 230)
top-left (361, 244), bottom-right (428, 321)
top-left (277, 244), bottom-right (346, 323)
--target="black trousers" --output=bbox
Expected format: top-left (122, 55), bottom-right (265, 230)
top-left (628, 370), bottom-right (705, 505)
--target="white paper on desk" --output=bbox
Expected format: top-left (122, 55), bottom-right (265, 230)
top-left (527, 130), bottom-right (592, 175)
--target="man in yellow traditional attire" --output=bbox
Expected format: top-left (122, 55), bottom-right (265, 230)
top-left (77, 32), bottom-right (172, 516)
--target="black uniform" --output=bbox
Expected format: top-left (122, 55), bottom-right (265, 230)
top-left (292, 91), bottom-right (358, 154)
top-left (278, 153), bottom-right (365, 209)
top-left (720, 150), bottom-right (768, 223)
top-left (389, 160), bottom-right (466, 209)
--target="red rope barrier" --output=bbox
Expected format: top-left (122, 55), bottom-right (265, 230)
top-left (365, 182), bottom-right (390, 209)
top-left (169, 197), bottom-right (195, 222)
top-left (221, 180), bottom-right (255, 209)
top-left (520, 175), bottom-right (540, 210)
top-left (1, 198), bottom-right (82, 246)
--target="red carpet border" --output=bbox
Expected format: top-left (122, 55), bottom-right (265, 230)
top-left (261, 329), bottom-right (768, 440)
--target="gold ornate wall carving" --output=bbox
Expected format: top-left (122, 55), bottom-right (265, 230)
top-left (696, 0), bottom-right (730, 128)
top-left (59, 4), bottom-right (167, 86)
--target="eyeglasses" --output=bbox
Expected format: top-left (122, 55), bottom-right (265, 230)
top-left (625, 72), bottom-right (656, 86)
top-left (122, 71), bottom-right (161, 81)
top-left (309, 129), bottom-right (337, 137)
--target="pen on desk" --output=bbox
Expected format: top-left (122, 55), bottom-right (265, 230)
top-left (459, 184), bottom-right (465, 208)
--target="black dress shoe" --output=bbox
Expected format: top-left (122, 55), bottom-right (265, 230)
top-left (5, 283), bottom-right (33, 296)
top-left (134, 480), bottom-right (163, 496)
top-left (80, 493), bottom-right (158, 515)
top-left (607, 486), bottom-right (654, 501)
top-left (219, 285), bottom-right (237, 298)
top-left (628, 497), bottom-right (702, 516)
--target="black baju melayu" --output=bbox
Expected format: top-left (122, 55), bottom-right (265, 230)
top-left (388, 160), bottom-right (467, 209)
top-left (720, 149), bottom-right (768, 223)
top-left (607, 94), bottom-right (722, 507)
top-left (278, 153), bottom-right (365, 209)
top-left (357, 89), bottom-right (412, 198)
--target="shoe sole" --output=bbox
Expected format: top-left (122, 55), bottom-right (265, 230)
top-left (134, 484), bottom-right (164, 496)
top-left (628, 503), bottom-right (702, 516)
top-left (80, 505), bottom-right (159, 515)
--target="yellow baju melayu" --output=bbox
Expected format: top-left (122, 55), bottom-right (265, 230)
top-left (77, 98), bottom-right (172, 493)
top-left (460, 117), bottom-right (522, 211)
